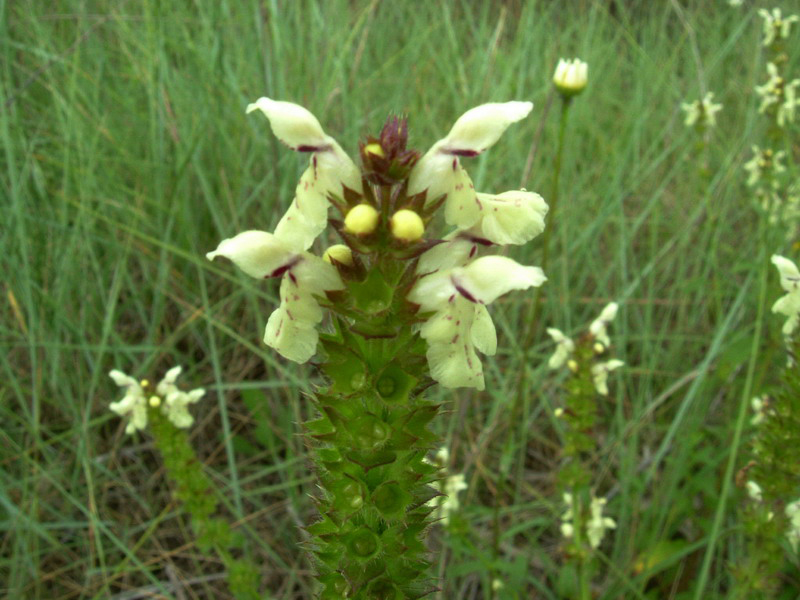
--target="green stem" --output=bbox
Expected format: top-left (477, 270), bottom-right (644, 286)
top-left (308, 189), bottom-right (442, 598)
top-left (525, 96), bottom-right (572, 347)
top-left (149, 409), bottom-right (261, 600)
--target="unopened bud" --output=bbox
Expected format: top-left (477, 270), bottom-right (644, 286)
top-left (364, 142), bottom-right (385, 158)
top-left (554, 407), bottom-right (564, 417)
top-left (567, 359), bottom-right (579, 373)
top-left (390, 209), bottom-right (425, 242)
top-left (140, 379), bottom-right (150, 388)
top-left (149, 395), bottom-right (161, 408)
top-left (345, 204), bottom-right (379, 235)
top-left (323, 244), bottom-right (354, 266)
top-left (593, 342), bottom-right (605, 354)
top-left (553, 58), bottom-right (588, 96)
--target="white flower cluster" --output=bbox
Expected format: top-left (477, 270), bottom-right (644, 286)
top-left (759, 8), bottom-right (799, 47)
top-left (548, 302), bottom-right (624, 396)
top-left (426, 447), bottom-right (468, 525)
top-left (755, 63), bottom-right (800, 128)
top-left (771, 254), bottom-right (800, 337)
top-left (552, 58), bottom-right (588, 96)
top-left (751, 395), bottom-right (770, 426)
top-left (746, 480), bottom-right (763, 502)
top-left (560, 492), bottom-right (616, 549)
top-left (744, 146), bottom-right (786, 188)
top-left (109, 366), bottom-right (205, 433)
top-left (787, 500), bottom-right (800, 552)
top-left (408, 102), bottom-right (548, 390)
top-left (681, 92), bottom-right (723, 128)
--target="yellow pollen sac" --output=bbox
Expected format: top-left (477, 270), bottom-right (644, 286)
top-left (323, 244), bottom-right (354, 266)
top-left (390, 209), bottom-right (425, 242)
top-left (149, 395), bottom-right (161, 408)
top-left (345, 204), bottom-right (379, 235)
top-left (364, 142), bottom-right (385, 158)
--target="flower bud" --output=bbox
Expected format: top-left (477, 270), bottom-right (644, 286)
top-left (323, 244), bottom-right (354, 266)
top-left (390, 209), bottom-right (425, 242)
top-left (553, 58), bottom-right (588, 96)
top-left (344, 204), bottom-right (379, 235)
top-left (149, 395), bottom-right (161, 408)
top-left (567, 359), bottom-right (579, 373)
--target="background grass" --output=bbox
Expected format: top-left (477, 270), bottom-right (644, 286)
top-left (2, 0), bottom-right (798, 598)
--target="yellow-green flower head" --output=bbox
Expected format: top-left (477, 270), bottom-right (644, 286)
top-left (587, 496), bottom-right (616, 549)
top-left (755, 63), bottom-right (800, 127)
top-left (207, 230), bottom-right (344, 362)
top-left (345, 204), bottom-right (380, 235)
top-left (407, 101), bottom-right (533, 229)
top-left (156, 366), bottom-right (206, 429)
top-left (771, 254), bottom-right (800, 336)
top-left (744, 146), bottom-right (786, 187)
top-left (759, 8), bottom-right (799, 47)
top-left (553, 58), bottom-right (589, 96)
top-left (109, 366), bottom-right (205, 431)
top-left (246, 97), bottom-right (363, 250)
top-left (681, 92), bottom-right (723, 128)
top-left (390, 209), bottom-right (425, 242)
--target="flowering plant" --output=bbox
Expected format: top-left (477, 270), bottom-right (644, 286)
top-left (206, 97), bottom-right (547, 596)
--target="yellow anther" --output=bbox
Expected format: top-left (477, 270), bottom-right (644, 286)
top-left (364, 142), bottom-right (385, 158)
top-left (149, 395), bottom-right (161, 408)
top-left (345, 204), bottom-right (379, 235)
top-left (323, 244), bottom-right (354, 266)
top-left (390, 209), bottom-right (425, 242)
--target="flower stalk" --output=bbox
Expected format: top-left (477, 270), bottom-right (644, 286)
top-left (109, 368), bottom-right (260, 599)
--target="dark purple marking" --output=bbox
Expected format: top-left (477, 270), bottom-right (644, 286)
top-left (454, 282), bottom-right (478, 304)
top-left (448, 149), bottom-right (480, 158)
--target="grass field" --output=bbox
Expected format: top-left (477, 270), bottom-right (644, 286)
top-left (2, 1), bottom-right (799, 598)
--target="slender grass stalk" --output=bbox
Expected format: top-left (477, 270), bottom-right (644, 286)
top-left (526, 96), bottom-right (572, 347)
